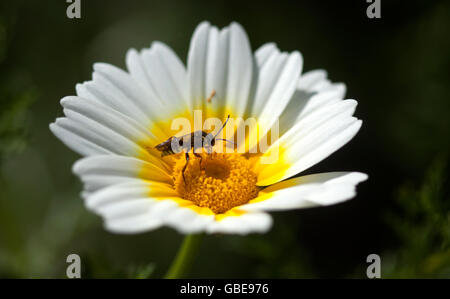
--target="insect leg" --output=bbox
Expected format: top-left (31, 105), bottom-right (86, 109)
top-left (193, 152), bottom-right (203, 169)
top-left (182, 152), bottom-right (190, 183)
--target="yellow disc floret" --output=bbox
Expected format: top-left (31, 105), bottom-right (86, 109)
top-left (172, 153), bottom-right (260, 214)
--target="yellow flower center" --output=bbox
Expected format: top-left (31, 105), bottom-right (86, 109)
top-left (172, 153), bottom-right (260, 214)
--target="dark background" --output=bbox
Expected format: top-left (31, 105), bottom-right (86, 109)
top-left (0, 0), bottom-right (449, 278)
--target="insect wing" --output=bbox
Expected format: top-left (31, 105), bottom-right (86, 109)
top-left (203, 133), bottom-right (214, 153)
top-left (175, 133), bottom-right (192, 153)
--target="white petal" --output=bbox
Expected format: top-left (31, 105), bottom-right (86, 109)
top-left (296, 83), bottom-right (347, 119)
top-left (73, 155), bottom-right (172, 193)
top-left (61, 96), bottom-right (159, 145)
top-left (255, 42), bottom-right (278, 66)
top-left (127, 42), bottom-right (189, 112)
top-left (278, 71), bottom-right (346, 135)
top-left (206, 212), bottom-right (272, 235)
top-left (150, 42), bottom-right (189, 105)
top-left (86, 181), bottom-right (176, 212)
top-left (85, 180), bottom-right (218, 234)
top-left (51, 113), bottom-right (143, 158)
top-left (59, 95), bottom-right (169, 156)
top-left (250, 48), bottom-right (303, 133)
top-left (85, 181), bottom-right (179, 234)
top-left (223, 23), bottom-right (253, 118)
top-left (187, 22), bottom-right (253, 119)
top-left (277, 88), bottom-right (316, 136)
top-left (165, 207), bottom-right (215, 234)
top-left (297, 69), bottom-right (331, 91)
top-left (125, 49), bottom-right (153, 97)
top-left (76, 70), bottom-right (150, 127)
top-left (256, 101), bottom-right (362, 186)
top-left (275, 99), bottom-right (358, 150)
top-left (187, 21), bottom-right (210, 110)
top-left (49, 122), bottom-right (112, 156)
top-left (105, 213), bottom-right (163, 234)
top-left (84, 178), bottom-right (274, 235)
top-left (242, 172), bottom-right (368, 211)
top-left (93, 63), bottom-right (174, 122)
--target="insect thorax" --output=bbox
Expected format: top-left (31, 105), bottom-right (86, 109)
top-left (167, 131), bottom-right (214, 154)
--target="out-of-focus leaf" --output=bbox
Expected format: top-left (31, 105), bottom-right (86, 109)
top-left (383, 155), bottom-right (450, 278)
top-left (127, 263), bottom-right (156, 279)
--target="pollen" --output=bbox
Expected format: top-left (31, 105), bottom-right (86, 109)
top-left (172, 153), bottom-right (260, 214)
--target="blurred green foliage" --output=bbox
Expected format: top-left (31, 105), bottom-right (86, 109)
top-left (0, 1), bottom-right (35, 277)
top-left (0, 4), bottom-right (34, 160)
top-left (383, 156), bottom-right (450, 278)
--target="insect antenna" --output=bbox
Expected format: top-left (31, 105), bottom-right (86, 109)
top-left (215, 138), bottom-right (236, 146)
top-left (213, 115), bottom-right (231, 139)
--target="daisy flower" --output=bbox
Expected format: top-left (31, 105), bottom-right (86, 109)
top-left (50, 21), bottom-right (367, 236)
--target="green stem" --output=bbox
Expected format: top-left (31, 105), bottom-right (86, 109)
top-left (165, 233), bottom-right (204, 279)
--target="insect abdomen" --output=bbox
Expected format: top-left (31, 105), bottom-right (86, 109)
top-left (161, 148), bottom-right (176, 157)
top-left (155, 136), bottom-right (184, 157)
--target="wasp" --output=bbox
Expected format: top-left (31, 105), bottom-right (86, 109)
top-left (155, 114), bottom-right (233, 182)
